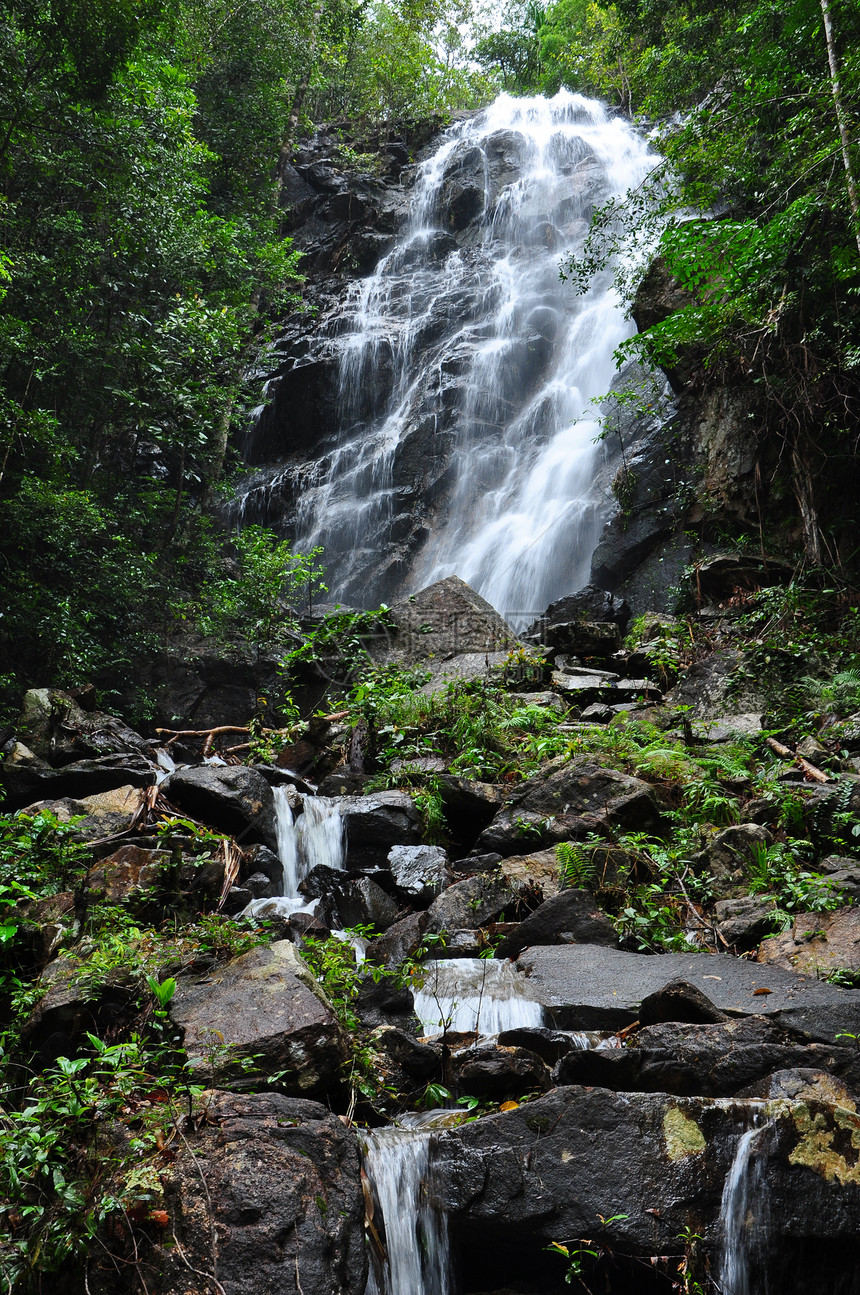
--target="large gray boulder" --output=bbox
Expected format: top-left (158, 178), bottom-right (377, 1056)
top-left (162, 764), bottom-right (277, 850)
top-left (91, 1091), bottom-right (366, 1295)
top-left (382, 575), bottom-right (518, 665)
top-left (170, 941), bottom-right (347, 1094)
top-left (517, 944), bottom-right (860, 1041)
top-left (475, 758), bottom-right (662, 856)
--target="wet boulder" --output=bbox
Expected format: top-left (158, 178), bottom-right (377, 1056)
top-left (494, 888), bottom-right (618, 959)
top-left (628, 1016), bottom-right (860, 1099)
top-left (336, 790), bottom-right (422, 868)
top-left (162, 764), bottom-right (278, 850)
top-left (434, 1084), bottom-right (860, 1286)
top-left (475, 758), bottom-right (662, 857)
top-left (365, 910), bottom-right (431, 968)
top-left (388, 844), bottom-right (452, 905)
top-left (426, 872), bottom-right (519, 933)
top-left (517, 943), bottom-right (860, 1040)
top-left (90, 1091), bottom-right (366, 1295)
top-left (328, 876), bottom-right (402, 931)
top-left (454, 1043), bottom-right (552, 1098)
top-left (170, 940), bottom-right (347, 1094)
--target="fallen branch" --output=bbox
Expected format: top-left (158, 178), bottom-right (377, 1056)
top-left (797, 755), bottom-right (830, 783)
top-left (765, 735), bottom-right (830, 782)
top-left (155, 725), bottom-right (254, 754)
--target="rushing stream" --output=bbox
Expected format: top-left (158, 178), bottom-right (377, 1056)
top-left (236, 91), bottom-right (657, 612)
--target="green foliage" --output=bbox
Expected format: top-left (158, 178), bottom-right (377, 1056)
top-left (0, 811), bottom-right (90, 952)
top-left (556, 840), bottom-right (597, 888)
top-left (195, 526), bottom-right (326, 649)
top-left (351, 670), bottom-right (570, 784)
top-left (747, 840), bottom-right (841, 914)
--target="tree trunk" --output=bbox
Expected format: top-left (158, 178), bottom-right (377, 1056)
top-left (819, 0), bottom-right (860, 256)
top-left (792, 436), bottom-right (823, 565)
top-left (275, 0), bottom-right (326, 192)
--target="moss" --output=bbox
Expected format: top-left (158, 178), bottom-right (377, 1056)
top-left (663, 1107), bottom-right (706, 1160)
top-left (788, 1102), bottom-right (860, 1186)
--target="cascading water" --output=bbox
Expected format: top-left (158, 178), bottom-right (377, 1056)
top-left (236, 91), bottom-right (658, 613)
top-left (412, 958), bottom-right (544, 1036)
top-left (718, 1116), bottom-right (770, 1295)
top-left (363, 1122), bottom-right (451, 1295)
top-left (245, 787), bottom-right (344, 919)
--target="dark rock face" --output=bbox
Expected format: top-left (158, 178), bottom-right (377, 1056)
top-left (162, 765), bottom-right (278, 850)
top-left (493, 888), bottom-right (618, 959)
top-left (433, 1085), bottom-right (860, 1285)
top-left (170, 941), bottom-right (347, 1094)
top-left (454, 1043), bottom-right (551, 1098)
top-left (335, 790), bottom-right (422, 868)
top-left (366, 910), bottom-right (430, 968)
top-left (426, 872), bottom-right (518, 932)
top-left (92, 1091), bottom-right (366, 1295)
top-left (475, 758), bottom-right (662, 856)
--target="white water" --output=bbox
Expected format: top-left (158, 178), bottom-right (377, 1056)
top-left (286, 91), bottom-right (657, 613)
top-left (243, 788), bottom-right (344, 920)
top-left (718, 1117), bottom-right (770, 1295)
top-left (412, 958), bottom-right (544, 1036)
top-left (363, 1125), bottom-right (451, 1295)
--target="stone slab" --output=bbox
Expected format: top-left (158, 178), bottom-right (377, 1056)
top-left (517, 944), bottom-right (860, 1040)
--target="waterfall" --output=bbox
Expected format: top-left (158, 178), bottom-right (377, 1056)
top-left (244, 788), bottom-right (344, 919)
top-left (363, 1124), bottom-right (451, 1295)
top-left (412, 958), bottom-right (544, 1036)
top-left (718, 1118), bottom-right (770, 1295)
top-left (243, 90), bottom-right (657, 613)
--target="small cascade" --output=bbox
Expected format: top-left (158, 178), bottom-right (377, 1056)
top-left (273, 785), bottom-right (301, 898)
top-left (718, 1116), bottom-right (770, 1295)
top-left (363, 1123), bottom-right (451, 1295)
top-left (412, 958), bottom-right (544, 1036)
top-left (245, 789), bottom-right (344, 920)
top-left (298, 794), bottom-right (346, 875)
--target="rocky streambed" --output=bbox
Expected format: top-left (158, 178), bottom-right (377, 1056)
top-left (3, 573), bottom-right (860, 1293)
